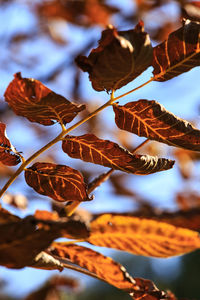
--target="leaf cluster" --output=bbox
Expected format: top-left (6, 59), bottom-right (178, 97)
top-left (1, 6), bottom-right (200, 300)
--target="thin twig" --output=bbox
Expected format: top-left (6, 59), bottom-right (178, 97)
top-left (0, 78), bottom-right (153, 199)
top-left (53, 256), bottom-right (107, 283)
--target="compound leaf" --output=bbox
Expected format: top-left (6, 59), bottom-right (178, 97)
top-left (76, 21), bottom-right (152, 92)
top-left (87, 214), bottom-right (200, 258)
top-left (113, 99), bottom-right (200, 151)
top-left (0, 123), bottom-right (21, 166)
top-left (153, 19), bottom-right (200, 81)
top-left (25, 162), bottom-right (90, 202)
top-left (4, 73), bottom-right (85, 126)
top-left (62, 134), bottom-right (174, 175)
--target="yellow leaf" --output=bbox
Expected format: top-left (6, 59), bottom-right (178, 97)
top-left (87, 214), bottom-right (200, 258)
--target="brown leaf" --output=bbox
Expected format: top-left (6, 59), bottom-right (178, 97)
top-left (76, 21), bottom-right (152, 92)
top-left (176, 191), bottom-right (200, 211)
top-left (25, 162), bottom-right (90, 202)
top-left (110, 173), bottom-right (136, 197)
top-left (0, 122), bottom-right (21, 166)
top-left (0, 207), bottom-right (20, 224)
top-left (113, 99), bottom-right (200, 151)
top-left (49, 243), bottom-right (167, 300)
top-left (153, 20), bottom-right (200, 81)
top-left (4, 73), bottom-right (85, 126)
top-left (182, 2), bottom-right (200, 22)
top-left (25, 274), bottom-right (80, 300)
top-left (62, 134), bottom-right (174, 175)
top-left (38, 0), bottom-right (119, 27)
top-left (0, 210), bottom-right (89, 268)
top-left (87, 214), bottom-right (200, 258)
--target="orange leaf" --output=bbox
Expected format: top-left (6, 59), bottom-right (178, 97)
top-left (76, 21), bottom-right (152, 91)
top-left (25, 162), bottom-right (90, 202)
top-left (62, 134), bottom-right (174, 175)
top-left (4, 73), bottom-right (85, 126)
top-left (0, 122), bottom-right (21, 166)
top-left (87, 214), bottom-right (200, 258)
top-left (153, 20), bottom-right (200, 81)
top-left (148, 208), bottom-right (200, 232)
top-left (113, 99), bottom-right (200, 151)
top-left (49, 243), bottom-right (167, 299)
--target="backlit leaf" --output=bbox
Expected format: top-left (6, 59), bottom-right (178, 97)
top-left (25, 162), bottom-right (90, 202)
top-left (130, 208), bottom-right (200, 232)
top-left (148, 209), bottom-right (200, 232)
top-left (113, 99), bottom-right (200, 151)
top-left (62, 134), bottom-right (174, 175)
top-left (87, 214), bottom-right (200, 257)
top-left (76, 21), bottom-right (152, 92)
top-left (4, 73), bottom-right (85, 126)
top-left (0, 210), bottom-right (89, 268)
top-left (0, 122), bottom-right (21, 166)
top-left (153, 20), bottom-right (200, 81)
top-left (49, 243), bottom-right (167, 299)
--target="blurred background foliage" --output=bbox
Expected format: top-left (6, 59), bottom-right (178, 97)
top-left (0, 0), bottom-right (200, 299)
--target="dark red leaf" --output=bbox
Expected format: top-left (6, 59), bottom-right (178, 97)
top-left (4, 73), bottom-right (85, 126)
top-left (25, 162), bottom-right (90, 202)
top-left (76, 21), bottom-right (152, 92)
top-left (113, 99), bottom-right (200, 151)
top-left (0, 122), bottom-right (21, 166)
top-left (153, 20), bottom-right (200, 81)
top-left (62, 134), bottom-right (174, 175)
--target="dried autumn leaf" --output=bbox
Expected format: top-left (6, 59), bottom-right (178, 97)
top-left (153, 20), bottom-right (200, 81)
top-left (113, 99), bottom-right (200, 151)
top-left (148, 208), bottom-right (200, 232)
top-left (0, 122), bottom-right (21, 166)
top-left (0, 207), bottom-right (20, 224)
top-left (76, 21), bottom-right (152, 92)
top-left (176, 191), bottom-right (200, 211)
top-left (87, 214), bottom-right (200, 258)
top-left (4, 73), bottom-right (85, 126)
top-left (130, 208), bottom-right (200, 232)
top-left (62, 134), bottom-right (174, 175)
top-left (38, 0), bottom-right (119, 27)
top-left (31, 251), bottom-right (64, 271)
top-left (49, 243), bottom-right (167, 300)
top-left (25, 274), bottom-right (80, 300)
top-left (25, 162), bottom-right (90, 202)
top-left (182, 2), bottom-right (200, 22)
top-left (0, 210), bottom-right (89, 268)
